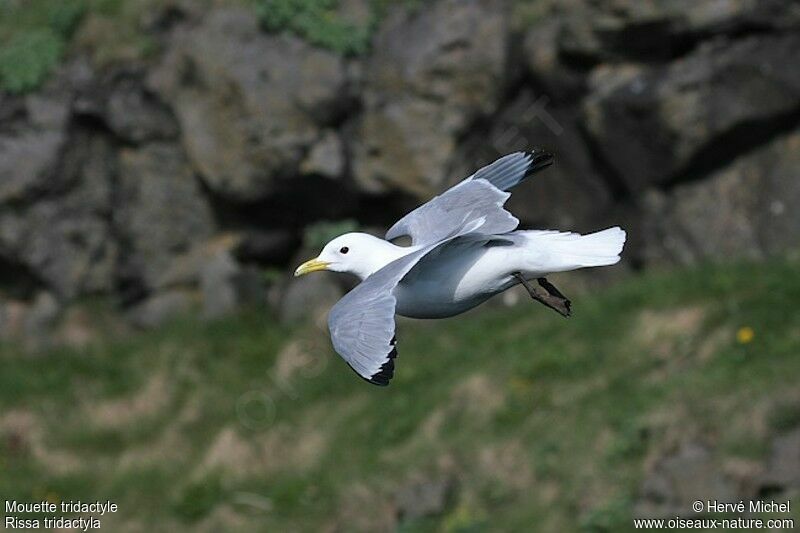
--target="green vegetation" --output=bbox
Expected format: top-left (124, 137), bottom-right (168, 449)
top-left (0, 0), bottom-right (161, 93)
top-left (0, 0), bottom-right (537, 93)
top-left (0, 29), bottom-right (63, 93)
top-left (1, 259), bottom-right (799, 531)
top-left (0, 0), bottom-right (84, 93)
top-left (512, 0), bottom-right (552, 29)
top-left (256, 0), bottom-right (371, 55)
top-left (68, 0), bottom-right (162, 67)
top-left (255, 0), bottom-right (421, 56)
top-left (0, 0), bottom-right (421, 91)
top-left (0, 0), bottom-right (228, 92)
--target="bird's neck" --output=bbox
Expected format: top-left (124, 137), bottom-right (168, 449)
top-left (354, 240), bottom-right (416, 281)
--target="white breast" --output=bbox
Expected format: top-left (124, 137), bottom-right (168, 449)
top-left (394, 243), bottom-right (517, 319)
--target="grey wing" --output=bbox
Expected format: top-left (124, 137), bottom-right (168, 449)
top-left (385, 179), bottom-right (518, 247)
top-left (467, 149), bottom-right (554, 191)
top-left (327, 248), bottom-right (431, 386)
top-left (385, 150), bottom-right (553, 246)
top-left (327, 231), bottom-right (512, 386)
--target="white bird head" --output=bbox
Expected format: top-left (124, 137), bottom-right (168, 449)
top-left (294, 232), bottom-right (403, 281)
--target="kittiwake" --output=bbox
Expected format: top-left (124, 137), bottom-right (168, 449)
top-left (294, 150), bottom-right (626, 386)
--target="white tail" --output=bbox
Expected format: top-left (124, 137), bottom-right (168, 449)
top-left (526, 226), bottom-right (626, 270)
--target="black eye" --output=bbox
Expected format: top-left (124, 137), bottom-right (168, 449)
top-left (339, 246), bottom-right (349, 254)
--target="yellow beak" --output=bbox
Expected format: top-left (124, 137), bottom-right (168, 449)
top-left (294, 257), bottom-right (330, 277)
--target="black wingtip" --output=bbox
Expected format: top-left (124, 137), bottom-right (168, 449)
top-left (348, 345), bottom-right (398, 387)
top-left (526, 148), bottom-right (554, 176)
top-left (367, 347), bottom-right (397, 386)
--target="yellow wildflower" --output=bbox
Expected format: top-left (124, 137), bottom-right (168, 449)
top-left (736, 326), bottom-right (755, 344)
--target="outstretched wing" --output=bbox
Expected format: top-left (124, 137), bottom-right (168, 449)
top-left (466, 149), bottom-right (553, 191)
top-left (385, 179), bottom-right (518, 247)
top-left (385, 150), bottom-right (553, 246)
top-left (327, 250), bottom-right (422, 386)
top-left (328, 224), bottom-right (485, 386)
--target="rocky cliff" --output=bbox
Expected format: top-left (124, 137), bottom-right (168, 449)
top-left (1, 0), bottom-right (799, 339)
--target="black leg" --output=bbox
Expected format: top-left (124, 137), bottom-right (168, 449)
top-left (537, 278), bottom-right (567, 300)
top-left (537, 277), bottom-right (571, 317)
top-left (512, 273), bottom-right (571, 318)
top-left (513, 272), bottom-right (538, 298)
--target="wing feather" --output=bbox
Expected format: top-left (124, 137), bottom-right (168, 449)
top-left (467, 150), bottom-right (553, 191)
top-left (385, 179), bottom-right (517, 246)
top-left (385, 150), bottom-right (553, 246)
top-left (328, 229), bottom-right (477, 386)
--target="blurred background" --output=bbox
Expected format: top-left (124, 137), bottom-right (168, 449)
top-left (0, 0), bottom-right (799, 531)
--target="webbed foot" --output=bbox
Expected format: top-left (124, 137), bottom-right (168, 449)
top-left (513, 273), bottom-right (571, 318)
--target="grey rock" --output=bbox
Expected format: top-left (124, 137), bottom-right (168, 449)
top-left (336, 0), bottom-right (372, 29)
top-left (557, 0), bottom-right (800, 63)
top-left (643, 127), bottom-right (800, 264)
top-left (556, 2), bottom-right (607, 64)
top-left (200, 251), bottom-right (240, 320)
top-left (761, 427), bottom-right (800, 492)
top-left (279, 273), bottom-right (343, 325)
top-left (584, 34), bottom-right (800, 191)
top-left (73, 68), bottom-right (179, 144)
top-left (155, 237), bottom-right (268, 319)
top-left (0, 61), bottom-right (127, 300)
top-left (353, 97), bottom-right (458, 196)
top-left (300, 130), bottom-right (345, 179)
top-left (352, 0), bottom-right (509, 197)
top-left (626, 0), bottom-right (800, 35)
top-left (115, 143), bottom-right (215, 295)
top-left (127, 289), bottom-right (194, 329)
top-left (230, 265), bottom-right (268, 308)
top-left (0, 133), bottom-right (118, 298)
top-left (23, 292), bottom-right (60, 348)
top-left (233, 230), bottom-right (299, 266)
top-left (0, 297), bottom-right (30, 341)
top-left (0, 83), bottom-right (71, 204)
top-left (149, 7), bottom-right (347, 201)
top-left (522, 18), bottom-right (585, 101)
top-left (3, 202), bottom-right (116, 298)
top-left (105, 75), bottom-right (179, 144)
top-left (634, 441), bottom-right (736, 519)
top-left (454, 89), bottom-right (613, 231)
top-left (53, 304), bottom-right (109, 348)
top-left (153, 235), bottom-right (243, 290)
top-left (395, 476), bottom-right (455, 522)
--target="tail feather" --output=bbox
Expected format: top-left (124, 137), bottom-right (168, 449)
top-left (528, 227), bottom-right (626, 269)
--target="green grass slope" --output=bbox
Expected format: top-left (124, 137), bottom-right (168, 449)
top-left (1, 260), bottom-right (799, 531)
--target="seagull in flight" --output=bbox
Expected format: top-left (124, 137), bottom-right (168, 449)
top-left (294, 151), bottom-right (626, 386)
